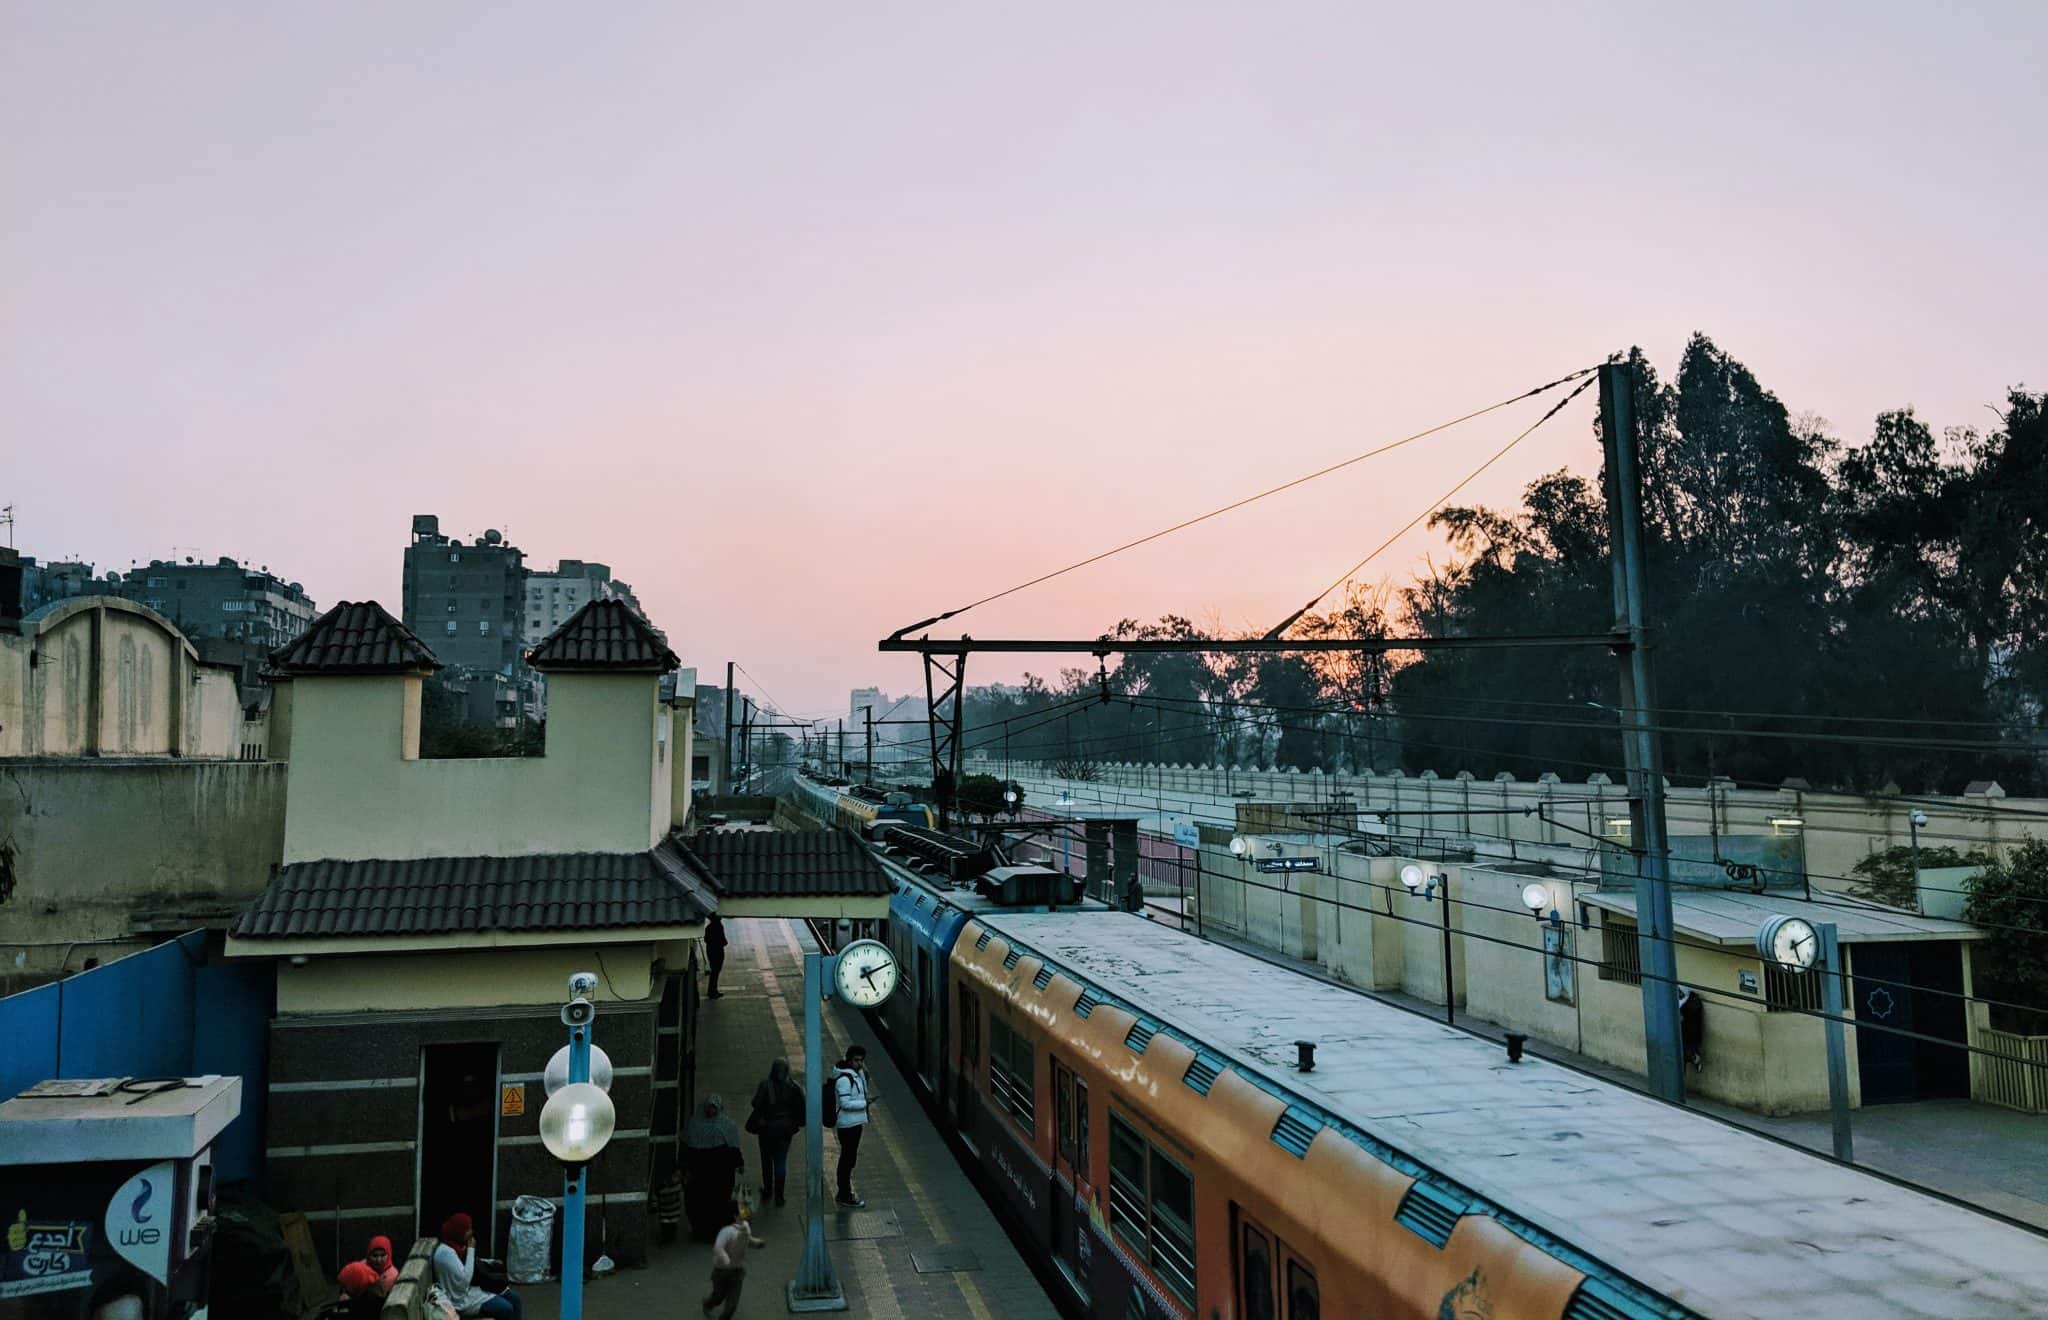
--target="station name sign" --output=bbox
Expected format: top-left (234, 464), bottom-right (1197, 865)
top-left (1255, 857), bottom-right (1319, 873)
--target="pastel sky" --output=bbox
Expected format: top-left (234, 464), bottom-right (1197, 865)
top-left (6, 3), bottom-right (2043, 717)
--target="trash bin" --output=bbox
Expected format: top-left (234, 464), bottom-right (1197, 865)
top-left (507, 1195), bottom-right (558, 1284)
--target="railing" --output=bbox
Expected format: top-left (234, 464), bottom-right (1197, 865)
top-left (1975, 1027), bottom-right (2048, 1113)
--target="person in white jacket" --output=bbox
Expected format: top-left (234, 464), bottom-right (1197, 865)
top-left (431, 1214), bottom-right (520, 1320)
top-left (831, 1046), bottom-right (872, 1208)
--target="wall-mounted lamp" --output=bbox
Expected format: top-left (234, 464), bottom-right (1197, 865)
top-left (1230, 836), bottom-right (1249, 857)
top-left (1399, 863), bottom-right (1444, 901)
top-left (1769, 816), bottom-right (1805, 831)
top-left (1520, 882), bottom-right (1562, 926)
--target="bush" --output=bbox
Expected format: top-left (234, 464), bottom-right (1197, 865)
top-left (1964, 839), bottom-right (2048, 1034)
top-left (1847, 844), bottom-right (1989, 909)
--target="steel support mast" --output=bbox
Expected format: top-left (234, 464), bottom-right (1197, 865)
top-left (1598, 360), bottom-right (1685, 1104)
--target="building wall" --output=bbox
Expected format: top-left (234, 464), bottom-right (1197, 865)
top-left (0, 759), bottom-right (290, 982)
top-left (265, 942), bottom-right (671, 1272)
top-left (281, 672), bottom-right (662, 863)
top-left (113, 558), bottom-right (316, 652)
top-left (401, 536), bottom-right (526, 676)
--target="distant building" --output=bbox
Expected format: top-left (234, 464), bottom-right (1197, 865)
top-left (850, 686), bottom-right (889, 726)
top-left (18, 556), bottom-right (107, 611)
top-left (523, 558), bottom-right (640, 645)
top-left (112, 555), bottom-right (317, 653)
top-left (400, 514), bottom-right (528, 680)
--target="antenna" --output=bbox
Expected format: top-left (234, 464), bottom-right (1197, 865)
top-left (0, 504), bottom-right (12, 549)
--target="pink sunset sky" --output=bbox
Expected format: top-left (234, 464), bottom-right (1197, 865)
top-left (5, 3), bottom-right (2043, 717)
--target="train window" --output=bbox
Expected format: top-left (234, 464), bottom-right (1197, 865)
top-left (1240, 1224), bottom-right (1276, 1320)
top-left (988, 1018), bottom-right (1036, 1134)
top-left (1074, 1079), bottom-right (1089, 1169)
top-left (1108, 1113), bottom-right (1197, 1306)
top-left (1056, 1065), bottom-right (1074, 1163)
top-left (1286, 1259), bottom-right (1319, 1320)
top-left (959, 987), bottom-right (979, 1071)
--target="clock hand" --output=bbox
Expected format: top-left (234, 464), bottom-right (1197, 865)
top-left (861, 966), bottom-right (878, 985)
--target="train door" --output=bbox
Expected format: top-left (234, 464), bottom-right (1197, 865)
top-left (1052, 1059), bottom-right (1093, 1306)
top-left (956, 985), bottom-right (980, 1143)
top-left (1234, 1208), bottom-right (1319, 1320)
top-left (917, 948), bottom-right (935, 1084)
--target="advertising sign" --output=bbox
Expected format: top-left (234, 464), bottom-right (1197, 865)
top-left (2, 1211), bottom-right (93, 1300)
top-left (106, 1162), bottom-right (174, 1284)
top-left (1171, 821), bottom-right (1200, 848)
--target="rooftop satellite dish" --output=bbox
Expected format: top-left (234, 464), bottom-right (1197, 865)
top-left (484, 529), bottom-right (503, 544)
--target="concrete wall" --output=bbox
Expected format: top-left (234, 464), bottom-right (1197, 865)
top-left (2, 597), bottom-right (246, 759)
top-left (281, 671), bottom-right (665, 863)
top-left (276, 943), bottom-right (666, 1015)
top-left (0, 758), bottom-right (290, 982)
top-left (1003, 759), bottom-right (2045, 896)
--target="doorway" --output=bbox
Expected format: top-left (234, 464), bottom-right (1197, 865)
top-left (1851, 941), bottom-right (1969, 1104)
top-left (418, 1043), bottom-right (502, 1246)
top-left (1051, 1059), bottom-right (1091, 1306)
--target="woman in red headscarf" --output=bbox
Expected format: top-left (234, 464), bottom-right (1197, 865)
top-left (349, 1236), bottom-right (399, 1291)
top-left (431, 1214), bottom-right (522, 1320)
top-left (336, 1261), bottom-right (384, 1320)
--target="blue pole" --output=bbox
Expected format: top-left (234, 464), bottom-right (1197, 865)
top-left (1818, 924), bottom-right (1854, 1163)
top-left (788, 950), bottom-right (846, 1310)
top-left (562, 1022), bottom-right (591, 1320)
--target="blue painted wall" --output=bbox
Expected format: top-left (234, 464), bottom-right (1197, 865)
top-left (0, 934), bottom-right (270, 1185)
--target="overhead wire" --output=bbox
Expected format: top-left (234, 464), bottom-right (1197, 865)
top-left (888, 366), bottom-right (1600, 637)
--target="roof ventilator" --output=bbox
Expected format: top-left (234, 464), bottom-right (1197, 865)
top-left (1033, 966), bottom-right (1055, 990)
top-left (974, 931), bottom-right (992, 951)
top-left (1124, 1020), bottom-right (1158, 1053)
top-left (1269, 1106), bottom-right (1321, 1158)
top-left (1393, 1181), bottom-right (1467, 1248)
top-left (1073, 990), bottom-right (1100, 1019)
top-left (1003, 948), bottom-right (1022, 970)
top-left (1182, 1056), bottom-right (1222, 1095)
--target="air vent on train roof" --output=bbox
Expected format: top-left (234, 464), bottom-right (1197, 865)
top-left (1182, 1055), bottom-right (1222, 1095)
top-left (1562, 1281), bottom-right (1648, 1320)
top-left (1270, 1106), bottom-right (1321, 1158)
top-left (975, 932), bottom-right (991, 951)
top-left (1124, 1020), bottom-right (1157, 1053)
top-left (1393, 1181), bottom-right (1467, 1248)
top-left (1073, 990), bottom-right (1100, 1018)
top-left (1033, 966), bottom-right (1055, 990)
top-left (1002, 949), bottom-right (1022, 970)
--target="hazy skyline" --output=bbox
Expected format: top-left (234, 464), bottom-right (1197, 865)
top-left (6, 3), bottom-right (2043, 715)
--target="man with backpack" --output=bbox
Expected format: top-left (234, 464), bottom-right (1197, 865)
top-left (830, 1046), bottom-right (872, 1208)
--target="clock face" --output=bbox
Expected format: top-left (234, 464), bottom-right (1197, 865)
top-left (1764, 916), bottom-right (1819, 972)
top-left (834, 939), bottom-right (899, 1007)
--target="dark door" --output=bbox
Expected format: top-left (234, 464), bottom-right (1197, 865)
top-left (1051, 1061), bottom-right (1091, 1306)
top-left (418, 1042), bottom-right (501, 1247)
top-left (917, 949), bottom-right (935, 1085)
top-left (955, 986), bottom-right (979, 1140)
top-left (1853, 941), bottom-right (1969, 1103)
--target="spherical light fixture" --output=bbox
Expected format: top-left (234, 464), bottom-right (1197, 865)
top-left (1230, 836), bottom-right (1250, 857)
top-left (1399, 863), bottom-right (1426, 891)
top-left (539, 1082), bottom-right (616, 1165)
top-left (1521, 882), bottom-right (1551, 916)
top-left (545, 1043), bottom-right (614, 1096)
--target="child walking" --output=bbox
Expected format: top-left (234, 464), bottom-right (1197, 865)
top-left (701, 1200), bottom-right (765, 1319)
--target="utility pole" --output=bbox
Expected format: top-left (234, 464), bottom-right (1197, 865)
top-left (864, 710), bottom-right (873, 786)
top-left (723, 661), bottom-right (736, 794)
top-left (836, 719), bottom-right (844, 778)
top-left (1598, 360), bottom-right (1685, 1104)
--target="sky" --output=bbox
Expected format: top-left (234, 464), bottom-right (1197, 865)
top-left (5, 2), bottom-right (2044, 718)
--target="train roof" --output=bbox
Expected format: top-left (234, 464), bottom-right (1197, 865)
top-left (971, 910), bottom-right (2048, 1320)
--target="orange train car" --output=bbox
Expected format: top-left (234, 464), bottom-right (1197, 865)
top-left (865, 887), bottom-right (2048, 1320)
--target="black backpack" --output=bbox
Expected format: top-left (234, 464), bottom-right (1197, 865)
top-left (821, 1070), bottom-right (840, 1127)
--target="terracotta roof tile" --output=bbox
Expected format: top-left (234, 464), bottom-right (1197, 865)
top-left (676, 830), bottom-right (893, 899)
top-left (233, 843), bottom-right (712, 940)
top-left (269, 601), bottom-right (441, 676)
top-left (527, 599), bottom-right (678, 673)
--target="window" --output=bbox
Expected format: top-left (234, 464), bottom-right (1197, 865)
top-left (1600, 917), bottom-right (1642, 985)
top-left (1074, 1078), bottom-right (1089, 1169)
top-left (988, 1017), bottom-right (1034, 1133)
top-left (959, 987), bottom-right (979, 1073)
top-left (1055, 1062), bottom-right (1089, 1173)
top-left (478, 620), bottom-right (491, 635)
top-left (1241, 1224), bottom-right (1275, 1320)
top-left (445, 621), bottom-right (458, 635)
top-left (1287, 1261), bottom-right (1319, 1320)
top-left (1109, 1113), bottom-right (1195, 1304)
top-left (1766, 962), bottom-right (1824, 1013)
top-left (449, 551), bottom-right (460, 563)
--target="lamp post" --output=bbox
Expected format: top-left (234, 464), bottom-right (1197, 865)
top-left (1908, 809), bottom-right (1928, 913)
top-left (1401, 864), bottom-right (1455, 1025)
top-left (1055, 794), bottom-right (1075, 874)
top-left (540, 974), bottom-right (616, 1320)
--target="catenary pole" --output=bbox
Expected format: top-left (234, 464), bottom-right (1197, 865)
top-left (1598, 361), bottom-right (1685, 1104)
top-left (723, 662), bottom-right (735, 794)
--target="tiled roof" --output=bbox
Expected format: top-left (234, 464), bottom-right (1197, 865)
top-left (268, 601), bottom-right (441, 676)
top-left (527, 599), bottom-right (678, 673)
top-left (233, 843), bottom-right (712, 940)
top-left (676, 829), bottom-right (894, 899)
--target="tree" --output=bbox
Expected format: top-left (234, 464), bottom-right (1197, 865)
top-left (1965, 839), bottom-right (2048, 1034)
top-left (955, 773), bottom-right (1014, 820)
top-left (1846, 845), bottom-right (1990, 909)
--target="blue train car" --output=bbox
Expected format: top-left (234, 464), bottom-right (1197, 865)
top-left (880, 877), bottom-right (971, 1105)
top-left (793, 774), bottom-right (936, 834)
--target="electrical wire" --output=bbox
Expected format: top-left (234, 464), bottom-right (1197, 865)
top-left (1267, 375), bottom-right (1598, 638)
top-left (888, 366), bottom-right (1599, 637)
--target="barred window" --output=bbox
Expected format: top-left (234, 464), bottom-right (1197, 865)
top-left (1765, 962), bottom-right (1825, 1013)
top-left (1599, 916), bottom-right (1642, 985)
top-left (1108, 1112), bottom-right (1197, 1305)
top-left (987, 1017), bottom-right (1035, 1134)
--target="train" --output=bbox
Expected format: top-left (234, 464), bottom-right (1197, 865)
top-left (792, 770), bottom-right (936, 834)
top-left (838, 830), bottom-right (2048, 1320)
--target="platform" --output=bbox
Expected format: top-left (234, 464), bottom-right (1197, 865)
top-left (522, 917), bottom-right (1060, 1319)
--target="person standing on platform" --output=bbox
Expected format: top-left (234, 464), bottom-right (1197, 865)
top-left (747, 1057), bottom-right (804, 1207)
top-left (699, 1200), bottom-right (765, 1320)
top-left (682, 1095), bottom-right (745, 1240)
top-left (704, 914), bottom-right (728, 999)
top-left (832, 1046), bottom-right (872, 1208)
